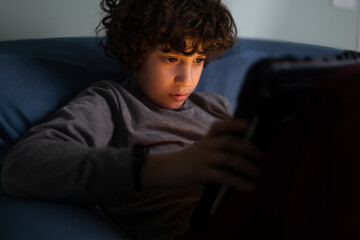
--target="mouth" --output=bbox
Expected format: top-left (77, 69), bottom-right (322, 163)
top-left (170, 92), bottom-right (190, 102)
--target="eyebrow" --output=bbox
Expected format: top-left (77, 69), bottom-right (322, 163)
top-left (158, 49), bottom-right (206, 57)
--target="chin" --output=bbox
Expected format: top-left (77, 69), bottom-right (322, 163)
top-left (165, 104), bottom-right (182, 110)
top-left (153, 97), bottom-right (185, 110)
top-left (162, 102), bottom-right (184, 110)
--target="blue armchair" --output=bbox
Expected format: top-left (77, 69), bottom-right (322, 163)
top-left (0, 37), bottom-right (341, 239)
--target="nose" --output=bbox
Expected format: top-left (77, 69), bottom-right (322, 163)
top-left (174, 63), bottom-right (192, 88)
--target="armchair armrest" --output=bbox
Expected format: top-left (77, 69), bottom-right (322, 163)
top-left (0, 184), bottom-right (131, 240)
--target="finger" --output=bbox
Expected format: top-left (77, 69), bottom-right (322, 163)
top-left (208, 135), bottom-right (263, 160)
top-left (203, 167), bottom-right (256, 192)
top-left (208, 152), bottom-right (262, 179)
top-left (207, 119), bottom-right (248, 137)
top-left (229, 139), bottom-right (263, 160)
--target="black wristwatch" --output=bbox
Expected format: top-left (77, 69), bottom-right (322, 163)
top-left (132, 144), bottom-right (149, 192)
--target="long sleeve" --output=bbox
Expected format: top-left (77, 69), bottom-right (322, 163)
top-left (1, 78), bottom-right (236, 239)
top-left (1, 81), bottom-right (137, 203)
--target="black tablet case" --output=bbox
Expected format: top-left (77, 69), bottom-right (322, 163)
top-left (190, 51), bottom-right (360, 233)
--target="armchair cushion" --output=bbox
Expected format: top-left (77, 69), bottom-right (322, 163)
top-left (0, 37), bottom-right (342, 240)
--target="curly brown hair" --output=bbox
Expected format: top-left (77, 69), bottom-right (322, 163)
top-left (96, 0), bottom-right (238, 69)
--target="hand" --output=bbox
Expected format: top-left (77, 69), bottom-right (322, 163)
top-left (141, 119), bottom-right (263, 192)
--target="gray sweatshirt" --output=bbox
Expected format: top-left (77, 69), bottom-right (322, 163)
top-left (2, 79), bottom-right (232, 239)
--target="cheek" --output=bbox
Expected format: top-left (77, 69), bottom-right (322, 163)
top-left (145, 68), bottom-right (174, 90)
top-left (192, 67), bottom-right (203, 84)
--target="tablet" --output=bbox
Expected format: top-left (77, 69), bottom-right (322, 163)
top-left (190, 50), bottom-right (360, 232)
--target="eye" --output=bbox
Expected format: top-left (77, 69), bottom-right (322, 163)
top-left (194, 58), bottom-right (206, 64)
top-left (164, 57), bottom-right (178, 63)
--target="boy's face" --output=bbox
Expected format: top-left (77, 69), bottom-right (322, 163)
top-left (133, 42), bottom-right (206, 109)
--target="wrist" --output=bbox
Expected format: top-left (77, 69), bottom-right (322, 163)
top-left (132, 144), bottom-right (149, 192)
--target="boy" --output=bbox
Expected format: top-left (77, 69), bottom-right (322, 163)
top-left (1, 0), bottom-right (262, 239)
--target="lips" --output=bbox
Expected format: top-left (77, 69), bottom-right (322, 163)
top-left (170, 92), bottom-right (190, 101)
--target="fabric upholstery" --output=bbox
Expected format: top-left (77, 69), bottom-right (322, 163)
top-left (0, 37), bottom-right (342, 240)
top-left (0, 38), bottom-right (341, 162)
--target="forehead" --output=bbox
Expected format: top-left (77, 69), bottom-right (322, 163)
top-left (160, 39), bottom-right (205, 55)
